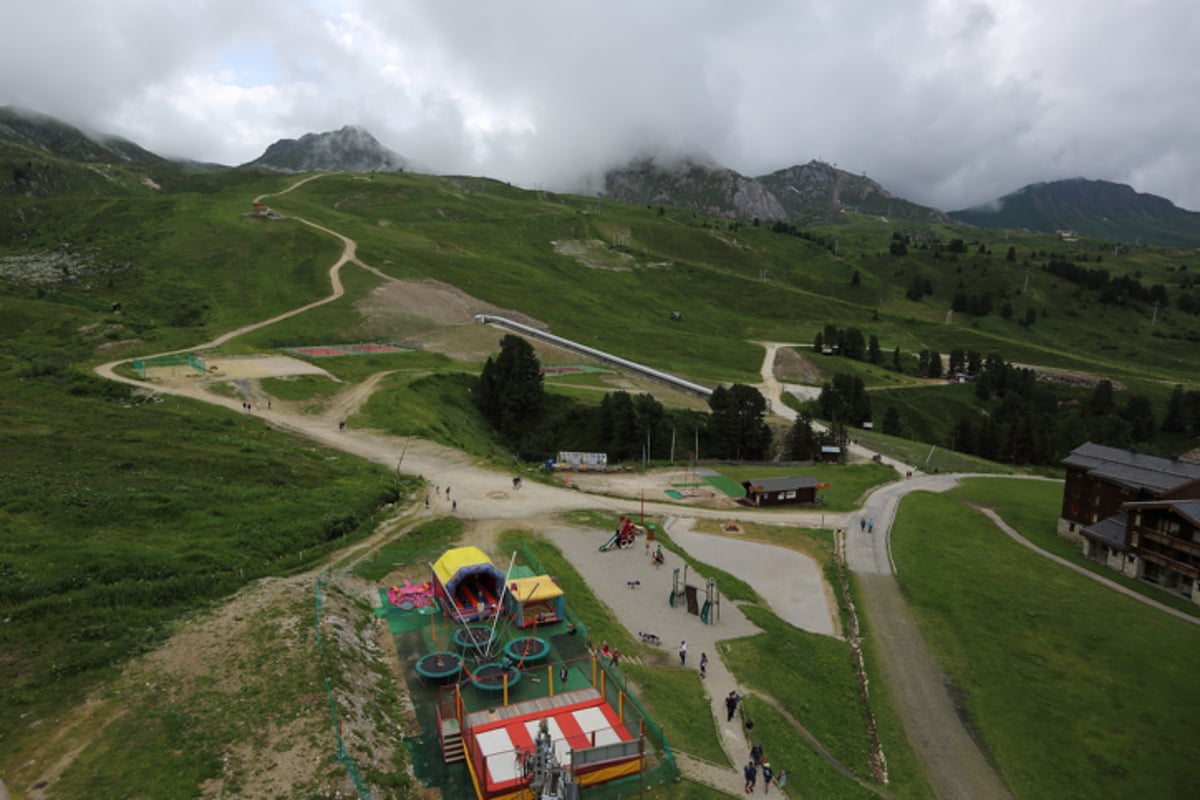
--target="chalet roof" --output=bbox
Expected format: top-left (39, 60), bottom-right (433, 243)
top-left (1062, 442), bottom-right (1200, 495)
top-left (1123, 498), bottom-right (1200, 528)
top-left (1175, 501), bottom-right (1200, 527)
top-left (745, 476), bottom-right (820, 493)
top-left (1081, 514), bottom-right (1128, 550)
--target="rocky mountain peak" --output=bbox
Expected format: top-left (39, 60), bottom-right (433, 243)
top-left (244, 126), bottom-right (408, 173)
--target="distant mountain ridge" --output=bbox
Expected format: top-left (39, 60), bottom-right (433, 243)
top-left (603, 156), bottom-right (948, 224)
top-left (950, 179), bottom-right (1200, 247)
top-left (0, 106), bottom-right (166, 166)
top-left (243, 126), bottom-right (409, 173)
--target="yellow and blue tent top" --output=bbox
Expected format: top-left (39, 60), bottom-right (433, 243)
top-left (508, 576), bottom-right (563, 602)
top-left (432, 546), bottom-right (494, 588)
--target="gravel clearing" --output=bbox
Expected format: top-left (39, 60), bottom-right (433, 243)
top-left (669, 519), bottom-right (837, 636)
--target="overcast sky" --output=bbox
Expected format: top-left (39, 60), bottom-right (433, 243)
top-left (3, 0), bottom-right (1197, 211)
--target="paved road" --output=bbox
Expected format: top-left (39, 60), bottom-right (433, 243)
top-left (850, 476), bottom-right (1014, 800)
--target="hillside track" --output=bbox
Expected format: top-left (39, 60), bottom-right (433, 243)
top-left (850, 476), bottom-right (1014, 800)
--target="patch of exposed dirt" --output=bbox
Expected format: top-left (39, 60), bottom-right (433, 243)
top-left (357, 279), bottom-right (543, 330)
top-left (1014, 363), bottom-right (1125, 390)
top-left (773, 345), bottom-right (823, 384)
top-left (353, 279), bottom-right (552, 361)
top-left (559, 467), bottom-right (741, 509)
top-left (551, 239), bottom-right (635, 271)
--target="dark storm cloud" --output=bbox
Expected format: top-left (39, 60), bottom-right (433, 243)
top-left (2, 0), bottom-right (1196, 210)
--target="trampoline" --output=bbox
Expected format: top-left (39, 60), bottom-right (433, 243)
top-left (453, 625), bottom-right (496, 652)
top-left (503, 636), bottom-right (550, 664)
top-left (415, 651), bottom-right (463, 683)
top-left (471, 663), bottom-right (522, 692)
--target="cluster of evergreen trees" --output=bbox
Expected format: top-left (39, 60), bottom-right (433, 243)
top-left (474, 336), bottom-right (775, 462)
top-left (475, 336), bottom-right (1194, 470)
top-left (946, 356), bottom-right (1184, 465)
top-left (1042, 257), bottom-right (1169, 308)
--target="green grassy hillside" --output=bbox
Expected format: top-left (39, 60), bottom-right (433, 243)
top-left (3, 158), bottom-right (1200, 786)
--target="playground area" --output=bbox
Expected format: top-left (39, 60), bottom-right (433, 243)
top-left (380, 544), bottom-right (676, 799)
top-left (138, 354), bottom-right (334, 382)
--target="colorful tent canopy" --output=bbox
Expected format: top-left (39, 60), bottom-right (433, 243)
top-left (508, 576), bottom-right (563, 603)
top-left (432, 546), bottom-right (504, 599)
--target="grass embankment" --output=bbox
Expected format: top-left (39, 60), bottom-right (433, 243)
top-left (953, 477), bottom-right (1200, 619)
top-left (722, 605), bottom-right (931, 800)
top-left (40, 575), bottom-right (410, 799)
top-left (892, 481), bottom-right (1200, 800)
top-left (352, 516), bottom-right (464, 582)
top-left (851, 427), bottom-right (1021, 475)
top-left (0, 373), bottom-right (411, 771)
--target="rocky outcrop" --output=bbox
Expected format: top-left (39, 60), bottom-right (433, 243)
top-left (243, 126), bottom-right (408, 173)
top-left (604, 155), bottom-right (944, 224)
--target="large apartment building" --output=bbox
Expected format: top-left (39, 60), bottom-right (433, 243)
top-left (1059, 442), bottom-right (1200, 603)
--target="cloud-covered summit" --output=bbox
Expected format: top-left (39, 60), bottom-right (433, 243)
top-left (1, 1), bottom-right (1197, 211)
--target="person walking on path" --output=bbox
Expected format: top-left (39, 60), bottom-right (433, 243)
top-left (700, 652), bottom-right (708, 678)
top-left (743, 761), bottom-right (758, 794)
top-left (725, 691), bottom-right (740, 722)
top-left (452, 499), bottom-right (457, 512)
top-left (868, 518), bottom-right (875, 533)
top-left (749, 741), bottom-right (764, 766)
top-left (761, 763), bottom-right (774, 795)
top-left (860, 518), bottom-right (866, 532)
top-left (678, 640), bottom-right (687, 666)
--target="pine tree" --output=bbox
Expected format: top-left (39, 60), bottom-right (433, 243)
top-left (707, 384), bottom-right (772, 460)
top-left (475, 334), bottom-right (544, 440)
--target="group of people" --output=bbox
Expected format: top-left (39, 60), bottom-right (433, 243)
top-left (727, 691), bottom-right (788, 794)
top-left (429, 484), bottom-right (456, 512)
top-left (742, 740), bottom-right (787, 793)
top-left (599, 640), bottom-right (621, 667)
top-left (859, 517), bottom-right (875, 533)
